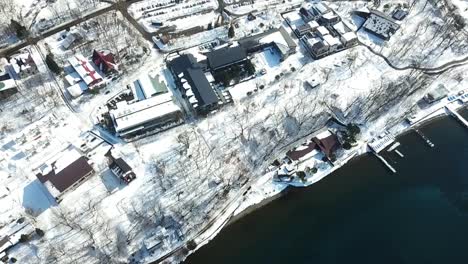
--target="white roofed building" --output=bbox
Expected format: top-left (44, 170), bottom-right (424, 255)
top-left (323, 35), bottom-right (341, 51)
top-left (109, 87), bottom-right (184, 138)
top-left (363, 10), bottom-right (400, 40)
top-left (340, 32), bottom-right (358, 47)
top-left (316, 26), bottom-right (329, 37)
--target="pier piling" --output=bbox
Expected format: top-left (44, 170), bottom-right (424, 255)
top-left (415, 129), bottom-right (434, 148)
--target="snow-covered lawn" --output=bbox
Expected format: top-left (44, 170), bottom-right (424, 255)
top-left (2, 0), bottom-right (468, 263)
top-left (129, 0), bottom-right (219, 34)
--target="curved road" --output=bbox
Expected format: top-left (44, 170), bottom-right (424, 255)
top-left (358, 40), bottom-right (468, 75)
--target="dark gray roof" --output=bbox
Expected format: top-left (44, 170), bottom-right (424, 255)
top-left (36, 157), bottom-right (94, 193)
top-left (167, 54), bottom-right (219, 107)
top-left (185, 68), bottom-right (218, 106)
top-left (167, 54), bottom-right (198, 75)
top-left (206, 46), bottom-right (247, 70)
top-left (113, 158), bottom-right (132, 173)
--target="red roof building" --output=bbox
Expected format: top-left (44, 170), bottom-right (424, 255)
top-left (92, 50), bottom-right (116, 74)
top-left (313, 130), bottom-right (340, 158)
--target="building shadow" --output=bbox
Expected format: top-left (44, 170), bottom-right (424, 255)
top-left (22, 179), bottom-right (56, 216)
top-left (100, 169), bottom-right (125, 193)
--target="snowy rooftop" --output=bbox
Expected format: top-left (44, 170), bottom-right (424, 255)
top-left (341, 32), bottom-right (357, 42)
top-left (316, 26), bottom-right (329, 36)
top-left (363, 11), bottom-right (400, 40)
top-left (323, 35), bottom-right (341, 47)
top-left (68, 54), bottom-right (102, 86)
top-left (110, 94), bottom-right (181, 134)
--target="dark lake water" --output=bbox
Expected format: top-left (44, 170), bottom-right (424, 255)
top-left (185, 108), bottom-right (468, 264)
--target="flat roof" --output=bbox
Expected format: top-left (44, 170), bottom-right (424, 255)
top-left (313, 3), bottom-right (329, 14)
top-left (111, 92), bottom-right (173, 119)
top-left (111, 95), bottom-right (181, 133)
top-left (0, 79), bottom-right (16, 91)
top-left (316, 26), bottom-right (329, 36)
top-left (363, 11), bottom-right (400, 39)
top-left (341, 31), bottom-right (357, 42)
top-left (333, 21), bottom-right (350, 35)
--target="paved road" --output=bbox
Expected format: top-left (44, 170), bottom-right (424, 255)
top-left (0, 5), bottom-right (115, 57)
top-left (0, 0), bottom-right (152, 57)
top-left (358, 40), bottom-right (468, 75)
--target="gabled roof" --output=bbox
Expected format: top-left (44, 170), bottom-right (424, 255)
top-left (167, 54), bottom-right (198, 75)
top-left (286, 141), bottom-right (317, 161)
top-left (313, 131), bottom-right (340, 158)
top-left (168, 54), bottom-right (219, 107)
top-left (206, 46), bottom-right (247, 70)
top-left (185, 68), bottom-right (218, 106)
top-left (35, 148), bottom-right (94, 194)
top-left (37, 156), bottom-right (93, 193)
top-left (113, 158), bottom-right (132, 173)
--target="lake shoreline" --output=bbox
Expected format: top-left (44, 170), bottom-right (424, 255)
top-left (183, 103), bottom-right (467, 263)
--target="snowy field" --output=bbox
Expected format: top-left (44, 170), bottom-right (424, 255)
top-left (2, 0), bottom-right (468, 263)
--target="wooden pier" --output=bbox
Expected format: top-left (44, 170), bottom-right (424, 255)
top-left (373, 152), bottom-right (397, 173)
top-left (446, 104), bottom-right (468, 128)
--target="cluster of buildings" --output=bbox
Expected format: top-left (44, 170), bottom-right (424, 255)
top-left (102, 23), bottom-right (300, 139)
top-left (33, 132), bottom-right (137, 202)
top-left (284, 2), bottom-right (358, 59)
top-left (0, 50), bottom-right (39, 100)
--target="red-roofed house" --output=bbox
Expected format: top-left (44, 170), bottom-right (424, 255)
top-left (92, 50), bottom-right (116, 74)
top-left (313, 130), bottom-right (340, 159)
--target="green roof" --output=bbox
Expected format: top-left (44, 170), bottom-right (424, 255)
top-left (149, 74), bottom-right (168, 95)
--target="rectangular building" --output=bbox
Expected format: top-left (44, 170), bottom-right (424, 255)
top-left (206, 46), bottom-right (248, 72)
top-left (110, 93), bottom-right (183, 138)
top-left (67, 54), bottom-right (103, 87)
top-left (363, 10), bottom-right (400, 40)
top-left (35, 146), bottom-right (94, 202)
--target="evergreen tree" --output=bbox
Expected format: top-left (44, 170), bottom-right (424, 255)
top-left (10, 19), bottom-right (29, 39)
top-left (228, 25), bottom-right (235, 38)
top-left (45, 54), bottom-right (61, 74)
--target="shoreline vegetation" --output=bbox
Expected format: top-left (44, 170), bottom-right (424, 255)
top-left (184, 102), bottom-right (467, 261)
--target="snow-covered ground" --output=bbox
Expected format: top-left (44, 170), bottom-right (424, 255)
top-left (2, 0), bottom-right (468, 263)
top-left (129, 0), bottom-right (219, 34)
top-left (352, 0), bottom-right (468, 68)
top-left (225, 0), bottom-right (303, 16)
